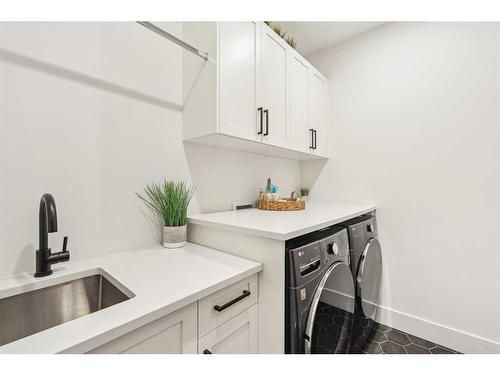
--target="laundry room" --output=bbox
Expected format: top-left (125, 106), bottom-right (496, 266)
top-left (0, 1), bottom-right (499, 374)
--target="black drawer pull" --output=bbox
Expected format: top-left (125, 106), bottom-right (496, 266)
top-left (257, 107), bottom-right (263, 135)
top-left (309, 128), bottom-right (314, 149)
top-left (213, 290), bottom-right (251, 312)
top-left (203, 349), bottom-right (213, 354)
top-left (263, 109), bottom-right (269, 136)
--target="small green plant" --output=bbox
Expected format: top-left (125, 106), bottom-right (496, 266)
top-left (285, 36), bottom-right (297, 49)
top-left (265, 21), bottom-right (298, 49)
top-left (137, 180), bottom-right (195, 227)
top-left (271, 24), bottom-right (287, 39)
top-left (300, 188), bottom-right (309, 197)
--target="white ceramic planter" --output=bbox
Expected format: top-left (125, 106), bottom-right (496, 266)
top-left (162, 225), bottom-right (187, 248)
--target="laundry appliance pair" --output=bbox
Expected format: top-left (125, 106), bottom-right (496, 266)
top-left (285, 214), bottom-right (382, 354)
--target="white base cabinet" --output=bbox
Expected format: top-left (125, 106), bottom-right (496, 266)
top-left (88, 303), bottom-right (197, 354)
top-left (183, 22), bottom-right (329, 161)
top-left (199, 304), bottom-right (258, 354)
top-left (198, 274), bottom-right (258, 337)
top-left (88, 275), bottom-right (259, 354)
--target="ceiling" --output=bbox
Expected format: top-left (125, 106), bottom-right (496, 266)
top-left (275, 22), bottom-right (385, 56)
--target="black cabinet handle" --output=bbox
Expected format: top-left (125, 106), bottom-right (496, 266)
top-left (213, 290), bottom-right (251, 312)
top-left (313, 129), bottom-right (317, 149)
top-left (257, 107), bottom-right (263, 135)
top-left (264, 109), bottom-right (269, 136)
top-left (203, 349), bottom-right (213, 354)
top-left (309, 128), bottom-right (314, 149)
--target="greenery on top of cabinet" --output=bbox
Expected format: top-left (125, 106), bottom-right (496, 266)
top-left (264, 21), bottom-right (297, 49)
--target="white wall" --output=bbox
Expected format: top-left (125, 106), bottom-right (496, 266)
top-left (0, 22), bottom-right (300, 276)
top-left (185, 143), bottom-right (300, 213)
top-left (305, 22), bottom-right (500, 352)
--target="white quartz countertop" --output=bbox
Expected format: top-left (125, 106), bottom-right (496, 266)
top-left (0, 243), bottom-right (262, 354)
top-left (188, 202), bottom-right (377, 241)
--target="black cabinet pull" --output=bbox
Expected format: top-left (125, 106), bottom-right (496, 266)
top-left (213, 290), bottom-right (251, 312)
top-left (309, 128), bottom-right (314, 149)
top-left (264, 109), bottom-right (269, 136)
top-left (203, 349), bottom-right (213, 354)
top-left (313, 129), bottom-right (317, 149)
top-left (257, 107), bottom-right (263, 135)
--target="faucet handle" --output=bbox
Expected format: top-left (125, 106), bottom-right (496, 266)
top-left (62, 236), bottom-right (68, 252)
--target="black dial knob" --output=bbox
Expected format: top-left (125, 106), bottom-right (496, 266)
top-left (327, 243), bottom-right (333, 254)
top-left (327, 242), bottom-right (339, 255)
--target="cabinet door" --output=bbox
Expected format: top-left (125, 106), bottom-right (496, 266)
top-left (309, 71), bottom-right (328, 157)
top-left (87, 303), bottom-right (197, 354)
top-left (199, 304), bottom-right (258, 354)
top-left (260, 25), bottom-right (288, 148)
top-left (219, 22), bottom-right (261, 142)
top-left (289, 53), bottom-right (310, 152)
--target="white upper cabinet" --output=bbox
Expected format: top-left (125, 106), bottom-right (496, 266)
top-left (309, 70), bottom-right (328, 157)
top-left (260, 25), bottom-right (289, 148)
top-left (218, 22), bottom-right (261, 142)
top-left (289, 52), bottom-right (311, 153)
top-left (183, 22), bottom-right (329, 160)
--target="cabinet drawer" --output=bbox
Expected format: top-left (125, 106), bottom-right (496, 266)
top-left (198, 304), bottom-right (258, 354)
top-left (198, 274), bottom-right (258, 337)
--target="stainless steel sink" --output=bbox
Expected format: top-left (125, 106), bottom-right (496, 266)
top-left (0, 274), bottom-right (131, 346)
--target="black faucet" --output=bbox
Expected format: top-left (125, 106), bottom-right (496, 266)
top-left (34, 193), bottom-right (70, 277)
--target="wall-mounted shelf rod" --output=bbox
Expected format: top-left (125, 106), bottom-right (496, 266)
top-left (137, 21), bottom-right (208, 61)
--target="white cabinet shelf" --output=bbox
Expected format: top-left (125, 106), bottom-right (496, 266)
top-left (183, 22), bottom-right (329, 161)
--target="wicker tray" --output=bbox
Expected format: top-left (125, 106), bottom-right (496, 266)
top-left (258, 198), bottom-right (305, 211)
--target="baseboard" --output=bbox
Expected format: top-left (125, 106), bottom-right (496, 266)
top-left (375, 304), bottom-right (500, 354)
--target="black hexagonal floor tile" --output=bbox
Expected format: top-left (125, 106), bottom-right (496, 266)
top-left (376, 323), bottom-right (393, 332)
top-left (405, 344), bottom-right (430, 354)
top-left (407, 334), bottom-right (436, 349)
top-left (313, 312), bottom-right (460, 354)
top-left (370, 330), bottom-right (387, 343)
top-left (430, 346), bottom-right (456, 354)
top-left (380, 340), bottom-right (407, 354)
top-left (355, 321), bottom-right (461, 355)
top-left (364, 340), bottom-right (383, 354)
top-left (385, 329), bottom-right (411, 346)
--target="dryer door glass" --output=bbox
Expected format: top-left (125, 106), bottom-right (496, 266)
top-left (305, 262), bottom-right (355, 354)
top-left (356, 237), bottom-right (382, 319)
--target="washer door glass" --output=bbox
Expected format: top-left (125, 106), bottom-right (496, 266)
top-left (305, 262), bottom-right (354, 354)
top-left (356, 237), bottom-right (382, 319)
